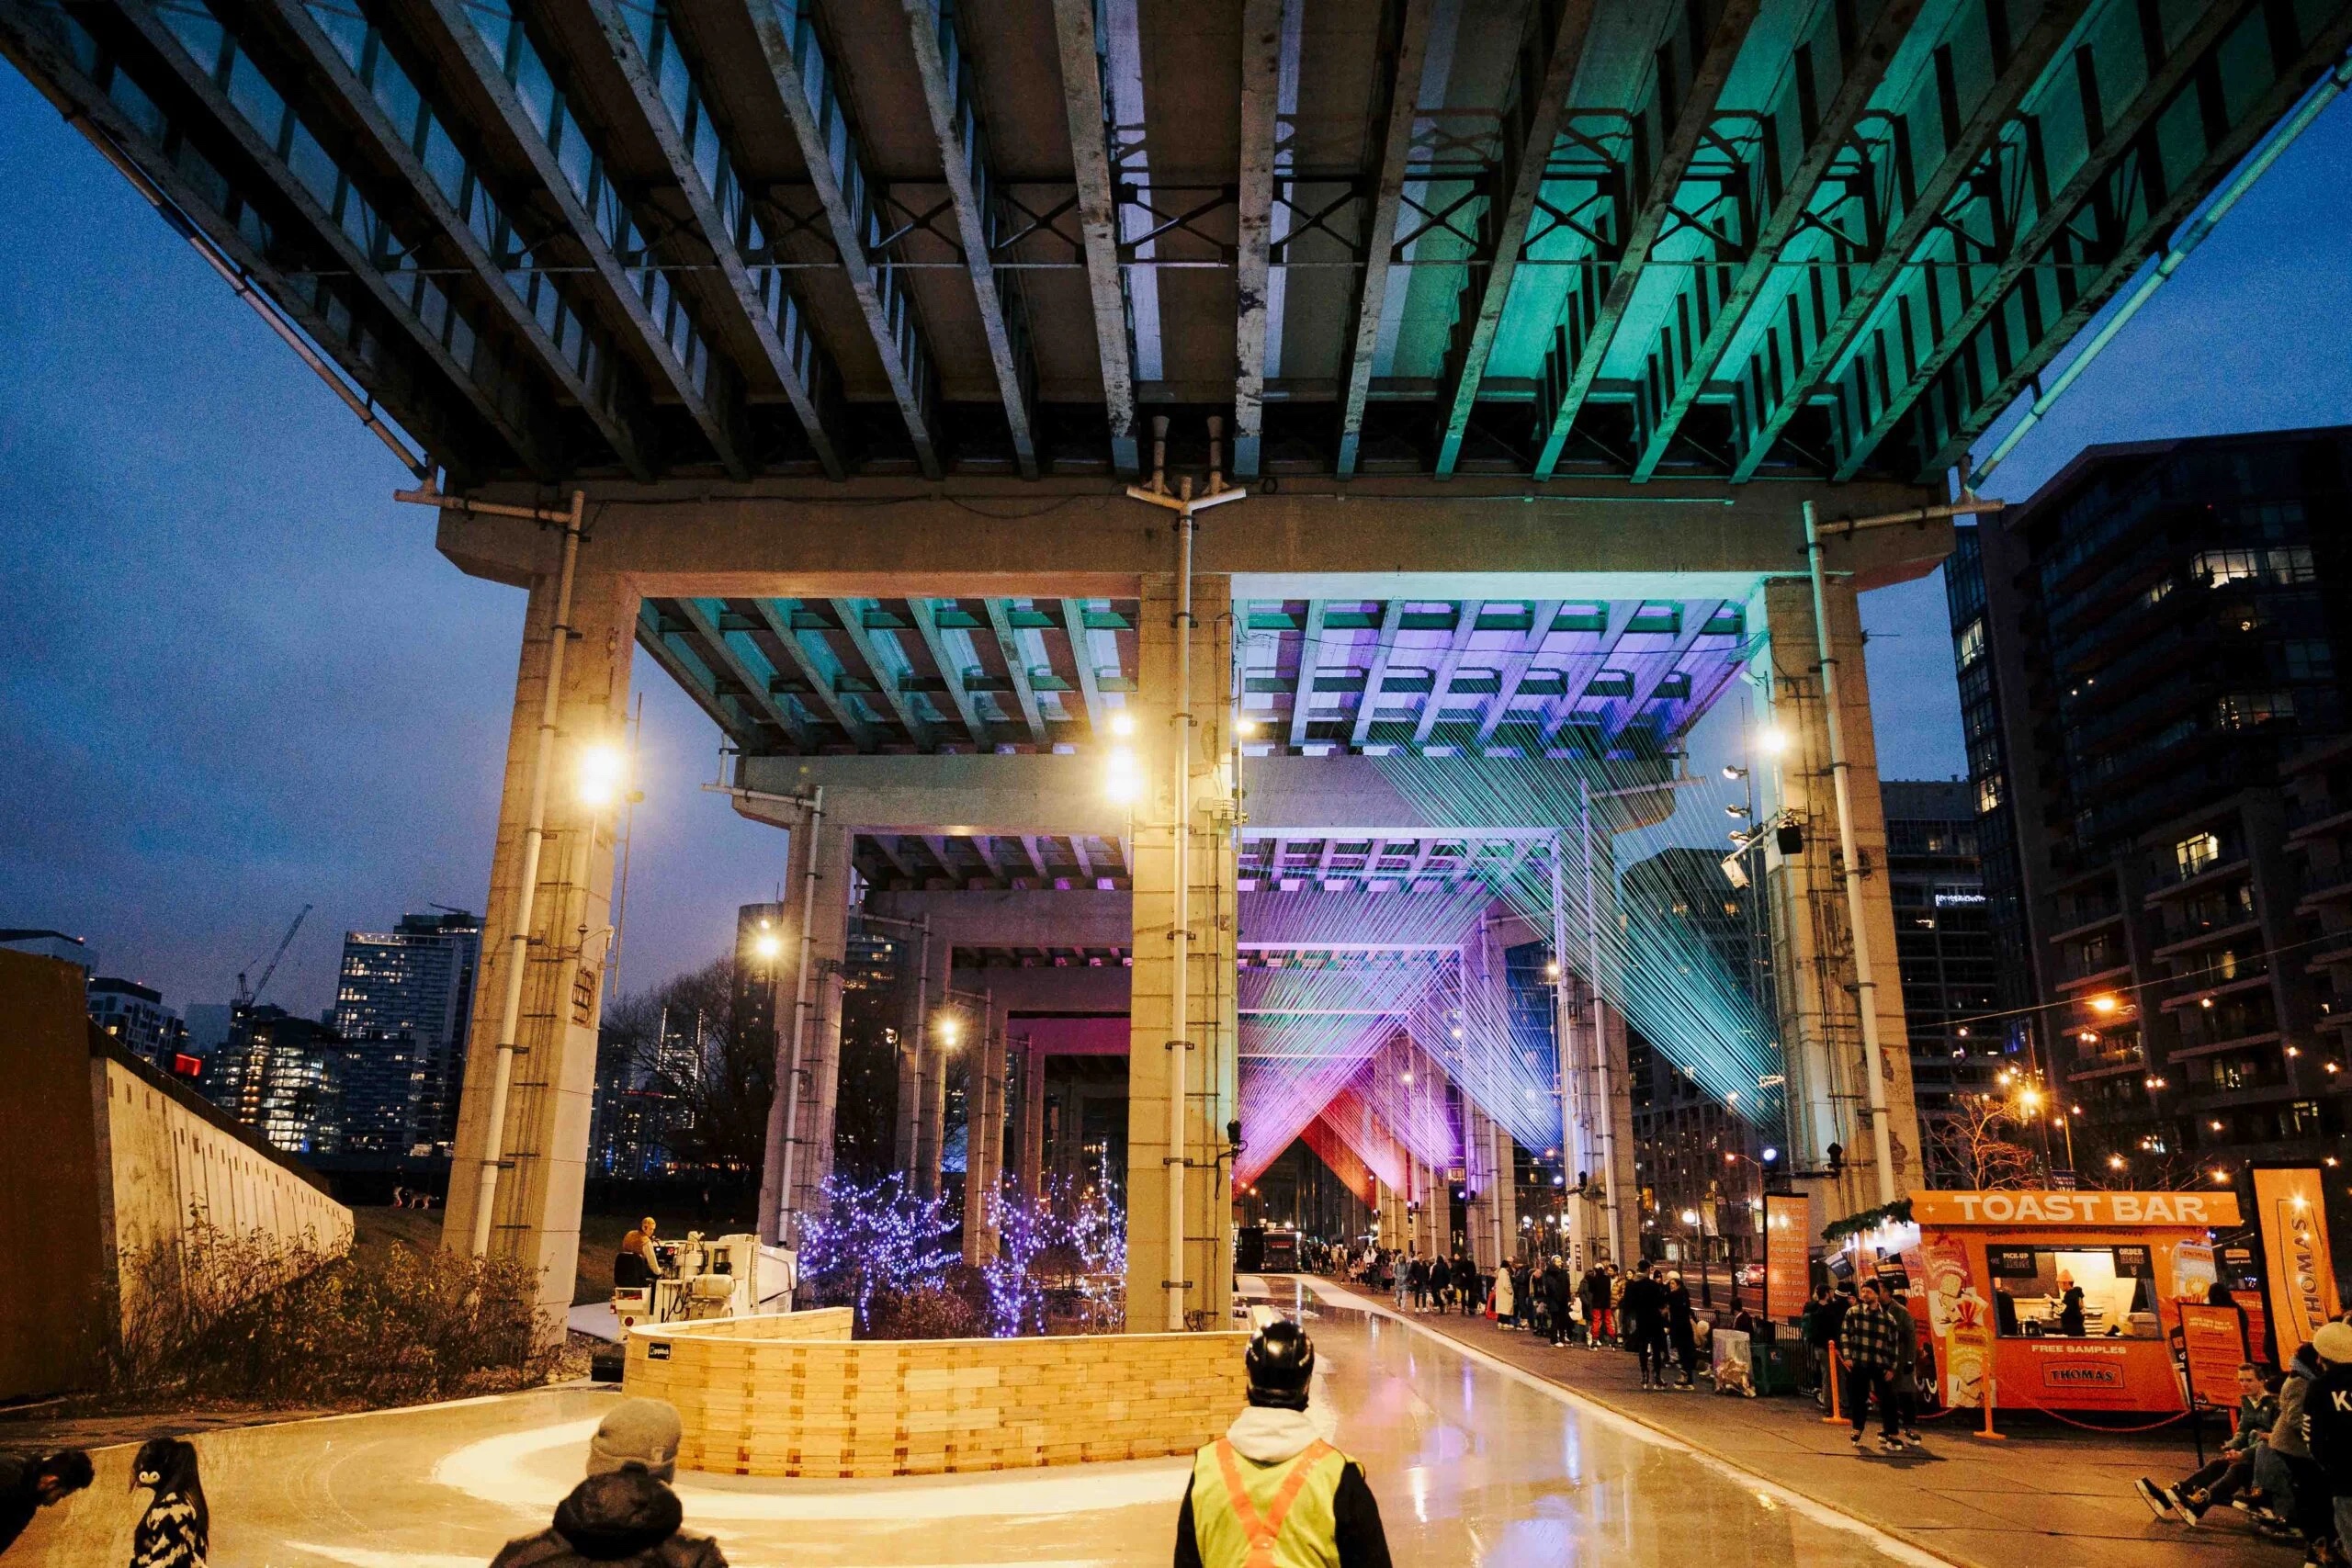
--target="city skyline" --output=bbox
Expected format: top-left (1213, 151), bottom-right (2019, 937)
top-left (6, 66), bottom-right (2351, 1024)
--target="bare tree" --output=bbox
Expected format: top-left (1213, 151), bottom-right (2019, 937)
top-left (605, 958), bottom-right (774, 1174)
top-left (1929, 1096), bottom-right (2040, 1190)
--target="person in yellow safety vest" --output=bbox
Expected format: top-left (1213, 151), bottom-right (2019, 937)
top-left (1172, 1320), bottom-right (1393, 1568)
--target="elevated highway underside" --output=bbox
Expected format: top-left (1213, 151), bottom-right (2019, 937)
top-left (5, 0), bottom-right (2345, 490)
top-left (10, 0), bottom-right (2342, 1336)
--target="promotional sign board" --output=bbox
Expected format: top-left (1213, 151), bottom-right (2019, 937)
top-left (2173, 1297), bottom-right (2248, 1410)
top-left (1907, 1190), bottom-right (2241, 1227)
top-left (2178, 1303), bottom-right (2248, 1410)
top-left (2251, 1168), bottom-right (2342, 1362)
top-left (1764, 1192), bottom-right (1809, 1323)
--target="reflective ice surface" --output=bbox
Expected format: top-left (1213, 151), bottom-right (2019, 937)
top-left (17, 1282), bottom-right (1924, 1567)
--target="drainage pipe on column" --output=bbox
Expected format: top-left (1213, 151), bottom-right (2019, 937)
top-left (1804, 501), bottom-right (1900, 1207)
top-left (1547, 835), bottom-right (1580, 1255)
top-left (1169, 485), bottom-right (1197, 1334)
top-left (469, 491), bottom-right (586, 1258)
top-left (775, 787), bottom-right (827, 1247)
top-left (1802, 495), bottom-right (2005, 1207)
top-left (1579, 779), bottom-right (1624, 1266)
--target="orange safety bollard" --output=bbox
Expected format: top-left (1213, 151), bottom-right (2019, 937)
top-left (1971, 1370), bottom-right (2006, 1441)
top-left (1820, 1345), bottom-right (1843, 1424)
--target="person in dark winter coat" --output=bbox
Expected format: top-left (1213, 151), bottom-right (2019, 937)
top-left (1578, 1266), bottom-right (1612, 1348)
top-left (1619, 1264), bottom-right (1671, 1389)
top-left (2257, 1337), bottom-right (2335, 1555)
top-left (492, 1470), bottom-right (725, 1568)
top-left (492, 1398), bottom-right (726, 1568)
top-left (1544, 1258), bottom-right (1574, 1345)
top-left (1, 1449), bottom-right (92, 1557)
top-left (1452, 1254), bottom-right (1478, 1315)
top-left (1664, 1275), bottom-right (1699, 1388)
top-left (2298, 1322), bottom-right (2352, 1558)
top-left (129, 1438), bottom-right (207, 1568)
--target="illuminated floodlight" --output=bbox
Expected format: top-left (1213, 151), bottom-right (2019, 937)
top-left (1105, 745), bottom-right (1141, 802)
top-left (1109, 711), bottom-right (1136, 738)
top-left (578, 742), bottom-right (627, 807)
top-left (1756, 727), bottom-right (1791, 756)
top-left (2089, 994), bottom-right (2120, 1015)
top-left (935, 1012), bottom-right (963, 1049)
top-left (752, 931), bottom-right (784, 962)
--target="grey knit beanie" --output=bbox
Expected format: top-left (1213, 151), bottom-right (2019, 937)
top-left (586, 1397), bottom-right (683, 1482)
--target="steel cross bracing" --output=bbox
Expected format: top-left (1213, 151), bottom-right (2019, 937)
top-left (416, 0), bottom-right (756, 479)
top-left (586, 0), bottom-right (849, 478)
top-left (1525, 0), bottom-right (1758, 479)
top-left (246, 0), bottom-right (659, 480)
top-left (105, 0), bottom-right (571, 476)
top-left (1879, 0), bottom-right (2352, 479)
top-left (0, 0), bottom-right (489, 475)
top-left (8, 0), bottom-right (2341, 484)
top-left (745, 0), bottom-right (944, 478)
top-left (642, 594), bottom-right (1143, 755)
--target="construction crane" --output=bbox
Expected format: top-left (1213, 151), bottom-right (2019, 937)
top-left (235, 903), bottom-right (312, 1010)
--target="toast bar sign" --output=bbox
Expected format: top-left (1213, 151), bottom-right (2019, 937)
top-left (1908, 1190), bottom-right (2243, 1227)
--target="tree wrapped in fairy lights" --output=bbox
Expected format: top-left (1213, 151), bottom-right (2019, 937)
top-left (979, 1179), bottom-right (1127, 1337)
top-left (796, 1172), bottom-right (960, 1332)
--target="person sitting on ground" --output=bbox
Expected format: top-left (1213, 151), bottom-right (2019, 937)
top-left (2138, 1362), bottom-right (2281, 1523)
top-left (0, 1449), bottom-right (93, 1557)
top-left (1172, 1321), bottom-right (1391, 1568)
top-left (2258, 1336), bottom-right (2338, 1564)
top-left (492, 1398), bottom-right (725, 1568)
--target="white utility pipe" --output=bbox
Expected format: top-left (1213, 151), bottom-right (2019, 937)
top-left (1803, 501), bottom-right (1897, 1206)
top-left (1547, 835), bottom-right (1581, 1258)
top-left (775, 787), bottom-right (827, 1247)
top-left (1168, 481), bottom-right (1197, 1333)
top-left (1580, 779), bottom-right (1624, 1265)
top-left (469, 491), bottom-right (586, 1257)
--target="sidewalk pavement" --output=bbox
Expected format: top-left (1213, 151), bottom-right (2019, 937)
top-left (1312, 1280), bottom-right (2285, 1568)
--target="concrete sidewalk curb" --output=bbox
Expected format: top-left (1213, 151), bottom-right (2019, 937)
top-left (1303, 1278), bottom-right (1974, 1568)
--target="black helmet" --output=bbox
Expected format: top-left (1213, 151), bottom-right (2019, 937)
top-left (1244, 1319), bottom-right (1315, 1409)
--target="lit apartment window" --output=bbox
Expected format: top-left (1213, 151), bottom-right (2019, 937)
top-left (1955, 618), bottom-right (1985, 668)
top-left (2177, 832), bottom-right (2222, 877)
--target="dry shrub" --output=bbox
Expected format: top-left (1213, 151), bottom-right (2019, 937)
top-left (866, 1282), bottom-right (983, 1340)
top-left (111, 1212), bottom-right (562, 1408)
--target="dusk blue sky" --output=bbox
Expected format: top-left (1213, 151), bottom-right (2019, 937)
top-left (6, 66), bottom-right (2351, 1022)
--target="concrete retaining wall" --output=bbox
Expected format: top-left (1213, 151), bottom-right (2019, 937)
top-left (0, 950), bottom-right (353, 1400)
top-left (623, 1311), bottom-right (1249, 1477)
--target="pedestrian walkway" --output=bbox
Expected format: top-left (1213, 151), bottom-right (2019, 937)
top-left (1305, 1279), bottom-right (2281, 1568)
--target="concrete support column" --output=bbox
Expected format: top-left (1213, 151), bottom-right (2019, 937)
top-left (444, 570), bottom-right (636, 1326)
top-left (1753, 575), bottom-right (1922, 1222)
top-left (1493, 1122), bottom-right (1518, 1264)
top-left (1465, 1105), bottom-right (1500, 1272)
top-left (757, 815), bottom-right (852, 1246)
top-left (1598, 1002), bottom-right (1637, 1260)
top-left (1015, 1038), bottom-right (1046, 1203)
top-left (1125, 570), bottom-right (1238, 1332)
top-left (911, 957), bottom-right (952, 1200)
top-left (890, 922), bottom-right (929, 1177)
top-left (962, 999), bottom-right (1008, 1263)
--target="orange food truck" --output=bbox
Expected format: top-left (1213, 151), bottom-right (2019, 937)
top-left (1850, 1190), bottom-right (2244, 1416)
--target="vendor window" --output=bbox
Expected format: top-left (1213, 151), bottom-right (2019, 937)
top-left (1986, 1246), bottom-right (2158, 1338)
